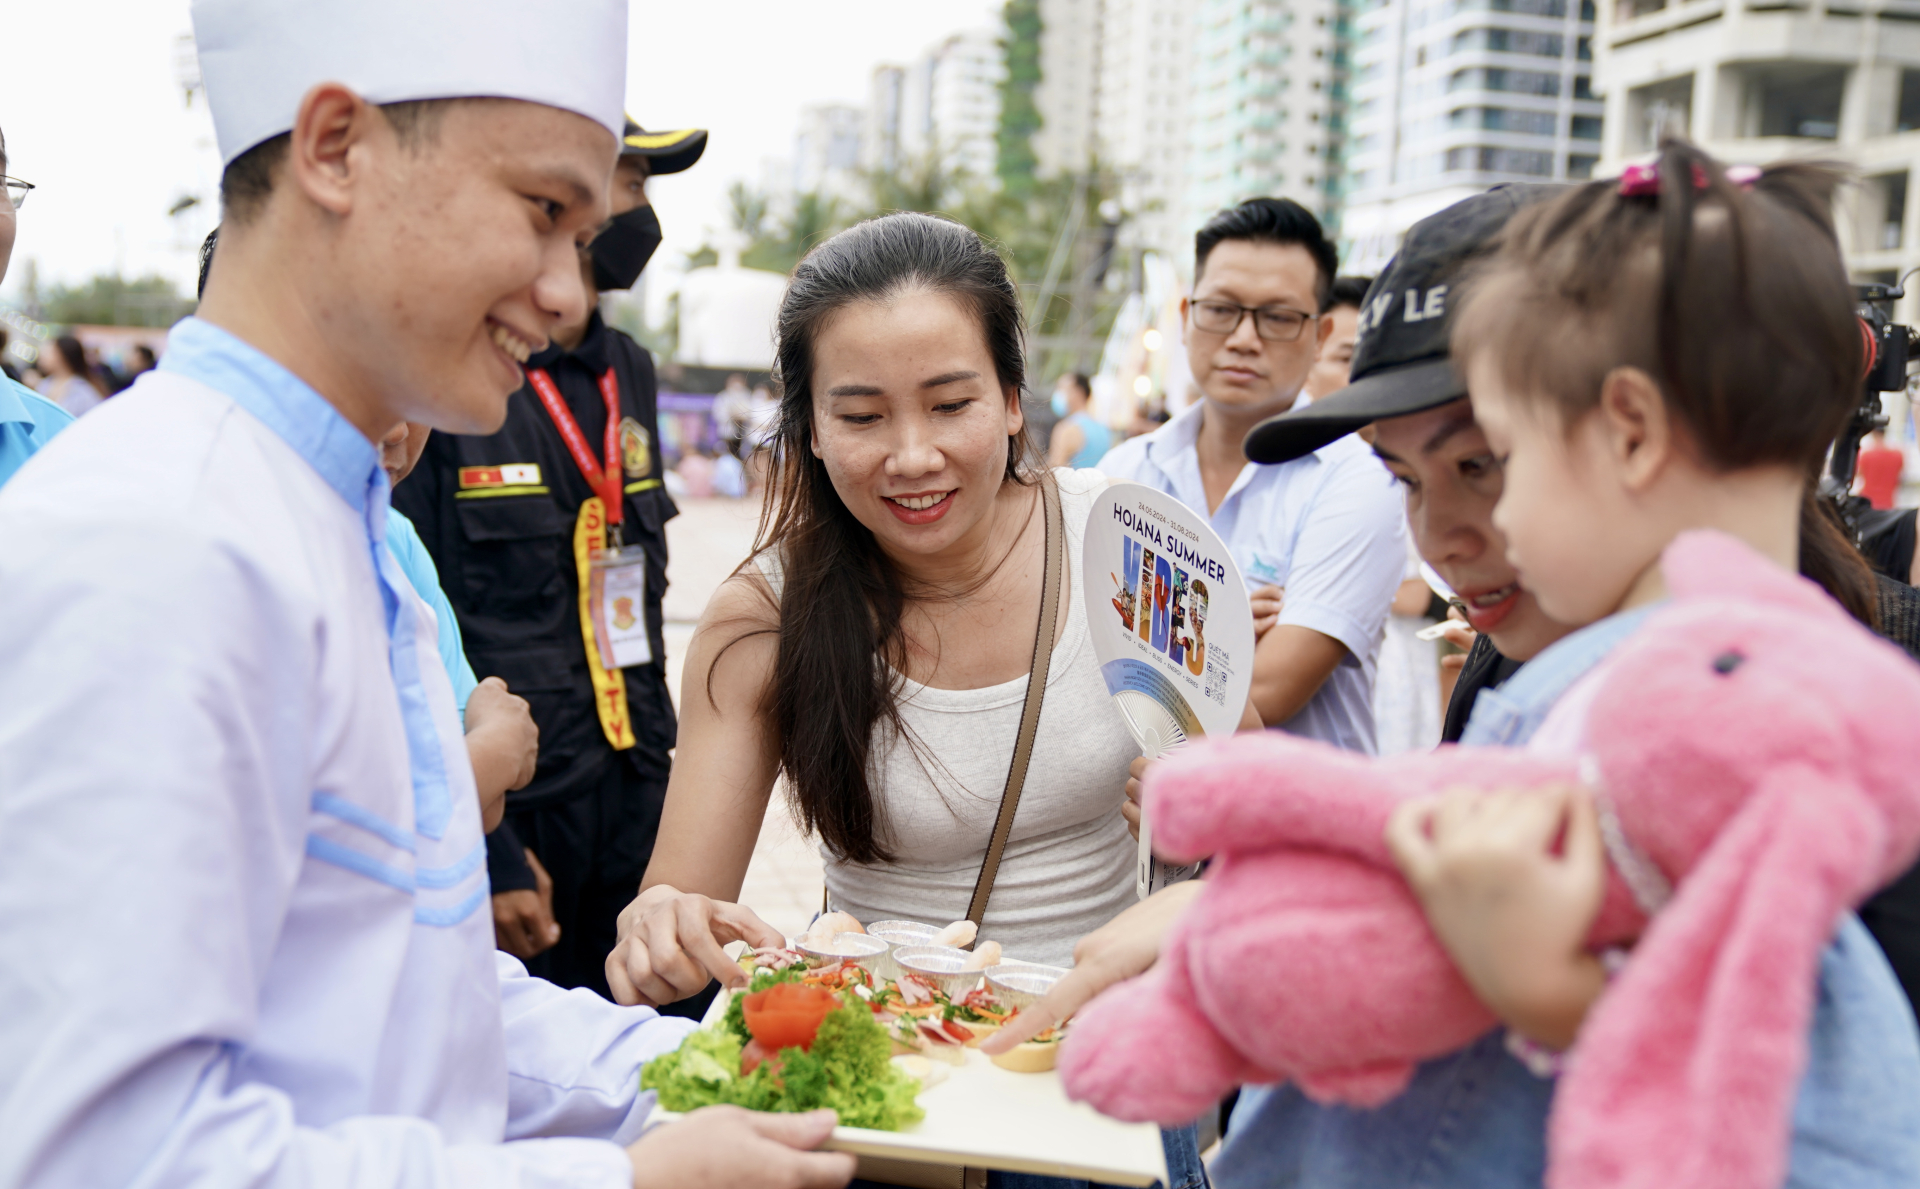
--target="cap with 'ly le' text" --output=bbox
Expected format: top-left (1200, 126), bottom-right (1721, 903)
top-left (1244, 183), bottom-right (1565, 465)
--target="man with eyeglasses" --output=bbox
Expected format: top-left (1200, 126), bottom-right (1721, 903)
top-left (0, 123), bottom-right (73, 487)
top-left (1099, 197), bottom-right (1405, 753)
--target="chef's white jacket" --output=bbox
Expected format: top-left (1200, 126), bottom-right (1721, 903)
top-left (0, 318), bottom-right (695, 1189)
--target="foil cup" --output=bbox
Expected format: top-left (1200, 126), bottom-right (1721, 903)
top-left (795, 931), bottom-right (890, 979)
top-left (891, 944), bottom-right (986, 999)
top-left (865, 919), bottom-right (939, 980)
top-left (985, 962), bottom-right (1069, 1011)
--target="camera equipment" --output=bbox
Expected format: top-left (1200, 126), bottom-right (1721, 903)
top-left (1827, 283), bottom-right (1912, 531)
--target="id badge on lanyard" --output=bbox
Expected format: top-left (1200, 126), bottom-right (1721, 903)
top-left (589, 547), bottom-right (652, 668)
top-left (529, 364), bottom-right (655, 677)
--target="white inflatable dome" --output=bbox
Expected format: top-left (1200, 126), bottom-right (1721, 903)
top-left (677, 246), bottom-right (789, 371)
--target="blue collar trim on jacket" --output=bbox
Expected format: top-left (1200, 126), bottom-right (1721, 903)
top-left (159, 317), bottom-right (380, 513)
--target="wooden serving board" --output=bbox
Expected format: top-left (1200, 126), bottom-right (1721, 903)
top-left (649, 986), bottom-right (1169, 1188)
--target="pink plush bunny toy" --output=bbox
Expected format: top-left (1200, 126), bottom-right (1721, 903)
top-left (1060, 532), bottom-right (1920, 1189)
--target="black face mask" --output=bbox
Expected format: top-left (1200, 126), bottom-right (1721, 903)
top-left (589, 204), bottom-right (662, 291)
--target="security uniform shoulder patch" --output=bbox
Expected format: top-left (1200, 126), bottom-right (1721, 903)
top-left (619, 417), bottom-right (651, 480)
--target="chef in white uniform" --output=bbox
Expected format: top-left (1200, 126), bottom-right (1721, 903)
top-left (0, 4), bottom-right (855, 1189)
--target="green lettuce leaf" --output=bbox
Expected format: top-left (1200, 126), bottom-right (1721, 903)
top-left (642, 991), bottom-right (926, 1130)
top-left (640, 1026), bottom-right (742, 1111)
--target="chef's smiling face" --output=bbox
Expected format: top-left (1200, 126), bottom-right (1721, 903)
top-left (809, 287), bottom-right (1024, 563)
top-left (342, 96), bottom-right (613, 435)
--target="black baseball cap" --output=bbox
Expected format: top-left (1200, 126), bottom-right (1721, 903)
top-left (620, 117), bottom-right (707, 175)
top-left (1244, 183), bottom-right (1565, 465)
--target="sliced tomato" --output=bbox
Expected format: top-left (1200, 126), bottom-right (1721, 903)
top-left (914, 1018), bottom-right (964, 1047)
top-left (742, 982), bottom-right (841, 1051)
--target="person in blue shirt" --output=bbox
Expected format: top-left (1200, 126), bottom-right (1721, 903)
top-left (0, 124), bottom-right (74, 486)
top-left (0, 380), bottom-right (73, 489)
top-left (1100, 198), bottom-right (1406, 750)
top-left (1045, 372), bottom-right (1114, 469)
top-left (1230, 167), bottom-right (1920, 1187)
top-left (378, 418), bottom-right (539, 844)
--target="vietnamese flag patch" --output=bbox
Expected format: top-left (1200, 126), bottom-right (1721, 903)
top-left (459, 463), bottom-right (542, 489)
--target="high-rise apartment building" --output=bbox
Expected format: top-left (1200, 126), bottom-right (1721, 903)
top-left (1340, 0), bottom-right (1603, 271)
top-left (1034, 0), bottom-right (1104, 176)
top-left (792, 104), bottom-right (868, 202)
top-left (1186, 0), bottom-right (1353, 230)
top-left (866, 65), bottom-right (906, 174)
top-left (900, 29), bottom-right (1007, 181)
top-left (1096, 0), bottom-right (1201, 263)
top-left (1594, 0), bottom-right (1920, 320)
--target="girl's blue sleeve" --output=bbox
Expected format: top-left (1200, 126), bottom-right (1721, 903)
top-left (384, 508), bottom-right (479, 716)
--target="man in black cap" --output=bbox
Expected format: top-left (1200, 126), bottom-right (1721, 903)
top-left (395, 118), bottom-right (710, 1007)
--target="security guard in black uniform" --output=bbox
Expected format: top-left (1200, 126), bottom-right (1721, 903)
top-left (394, 119), bottom-right (708, 1009)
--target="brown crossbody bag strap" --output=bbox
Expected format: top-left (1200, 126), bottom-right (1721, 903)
top-left (962, 474), bottom-right (1066, 938)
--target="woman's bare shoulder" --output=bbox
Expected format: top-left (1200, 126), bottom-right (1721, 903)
top-left (697, 565), bottom-right (782, 640)
top-left (682, 567), bottom-right (782, 714)
top-left (710, 562), bottom-right (778, 615)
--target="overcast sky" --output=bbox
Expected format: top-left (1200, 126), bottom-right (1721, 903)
top-left (0, 0), bottom-right (1004, 306)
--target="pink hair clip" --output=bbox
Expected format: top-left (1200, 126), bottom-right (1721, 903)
top-left (1617, 162), bottom-right (1663, 196)
top-left (1619, 161), bottom-right (1761, 197)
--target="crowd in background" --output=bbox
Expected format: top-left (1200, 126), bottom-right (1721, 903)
top-left (1, 327), bottom-right (157, 412)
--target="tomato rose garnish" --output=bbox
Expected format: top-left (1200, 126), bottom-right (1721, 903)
top-left (741, 982), bottom-right (841, 1051)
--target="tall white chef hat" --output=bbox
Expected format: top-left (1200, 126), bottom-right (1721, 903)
top-left (190, 0), bottom-right (629, 166)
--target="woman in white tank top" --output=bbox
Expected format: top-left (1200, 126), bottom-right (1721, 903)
top-left (755, 468), bottom-right (1135, 965)
top-left (604, 214), bottom-right (1143, 1001)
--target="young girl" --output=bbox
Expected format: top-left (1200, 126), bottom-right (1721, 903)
top-left (1214, 142), bottom-right (1920, 1187)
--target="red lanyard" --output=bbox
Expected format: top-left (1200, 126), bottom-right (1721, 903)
top-left (526, 367), bottom-right (623, 531)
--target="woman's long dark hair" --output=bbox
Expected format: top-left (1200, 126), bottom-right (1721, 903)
top-left (749, 212), bottom-right (1038, 865)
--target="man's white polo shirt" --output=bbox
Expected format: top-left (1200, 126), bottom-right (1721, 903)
top-left (1097, 399), bottom-right (1407, 753)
